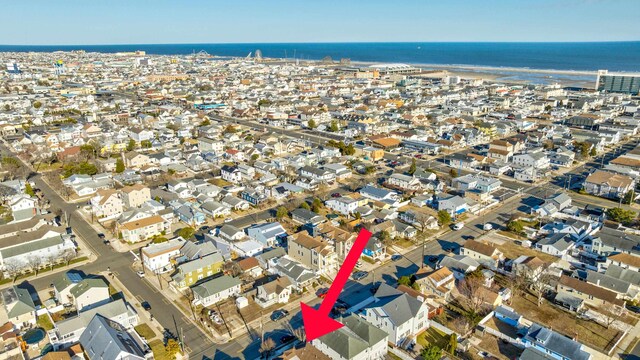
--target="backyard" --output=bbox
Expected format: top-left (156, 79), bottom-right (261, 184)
top-left (510, 292), bottom-right (621, 352)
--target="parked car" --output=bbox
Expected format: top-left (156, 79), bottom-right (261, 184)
top-left (352, 271), bottom-right (368, 281)
top-left (280, 335), bottom-right (296, 343)
top-left (224, 218), bottom-right (233, 223)
top-left (452, 222), bottom-right (465, 230)
top-left (136, 271), bottom-right (145, 278)
top-left (428, 256), bottom-right (438, 262)
top-left (141, 301), bottom-right (151, 311)
top-left (270, 309), bottom-right (289, 321)
top-left (331, 192), bottom-right (341, 198)
top-left (316, 288), bottom-right (329, 298)
top-left (391, 254), bottom-right (402, 261)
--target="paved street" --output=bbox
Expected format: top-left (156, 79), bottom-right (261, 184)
top-left (2, 117), bottom-right (638, 359)
top-left (0, 143), bottom-right (219, 360)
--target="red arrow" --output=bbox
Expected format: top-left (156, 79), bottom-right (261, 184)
top-left (301, 228), bottom-right (372, 341)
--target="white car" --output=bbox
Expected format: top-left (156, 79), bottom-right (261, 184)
top-left (224, 218), bottom-right (233, 223)
top-left (136, 271), bottom-right (145, 278)
top-left (452, 222), bottom-right (465, 231)
top-left (483, 223), bottom-right (493, 231)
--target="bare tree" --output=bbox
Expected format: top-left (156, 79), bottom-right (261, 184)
top-left (46, 254), bottom-right (57, 272)
top-left (526, 264), bottom-right (553, 307)
top-left (504, 272), bottom-right (528, 304)
top-left (61, 250), bottom-right (76, 266)
top-left (598, 305), bottom-right (625, 329)
top-left (259, 338), bottom-right (276, 360)
top-left (223, 261), bottom-right (243, 278)
top-left (414, 212), bottom-right (434, 233)
top-left (26, 256), bottom-right (43, 276)
top-left (457, 274), bottom-right (486, 315)
top-left (3, 260), bottom-right (22, 283)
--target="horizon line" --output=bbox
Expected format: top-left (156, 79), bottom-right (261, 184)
top-left (1, 40), bottom-right (640, 47)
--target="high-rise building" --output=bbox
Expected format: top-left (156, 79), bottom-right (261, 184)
top-left (596, 70), bottom-right (640, 94)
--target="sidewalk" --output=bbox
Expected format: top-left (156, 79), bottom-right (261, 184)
top-left (0, 255), bottom-right (96, 291)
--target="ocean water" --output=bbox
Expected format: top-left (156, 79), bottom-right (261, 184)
top-left (1, 42), bottom-right (639, 73)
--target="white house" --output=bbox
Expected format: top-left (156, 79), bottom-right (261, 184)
top-left (325, 196), bottom-right (359, 216)
top-left (192, 275), bottom-right (242, 307)
top-left (141, 237), bottom-right (185, 274)
top-left (361, 284), bottom-right (429, 346)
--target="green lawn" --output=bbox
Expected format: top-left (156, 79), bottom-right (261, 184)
top-left (134, 324), bottom-right (156, 339)
top-left (417, 327), bottom-right (449, 349)
top-left (37, 314), bottom-right (54, 331)
top-left (149, 339), bottom-right (171, 360)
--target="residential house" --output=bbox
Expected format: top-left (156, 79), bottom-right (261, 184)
top-left (438, 255), bottom-right (480, 280)
top-left (460, 240), bottom-right (504, 269)
top-left (70, 278), bottom-right (110, 312)
top-left (121, 184), bottom-right (151, 209)
top-left (362, 283), bottom-right (429, 346)
top-left (48, 299), bottom-right (138, 351)
top-left (1, 286), bottom-right (36, 329)
top-left (246, 222), bottom-right (287, 247)
top-left (90, 189), bottom-right (123, 221)
top-left (255, 277), bottom-right (293, 308)
top-left (535, 233), bottom-right (575, 259)
top-left (513, 152), bottom-right (550, 169)
top-left (313, 315), bottom-right (389, 360)
top-left (122, 151), bottom-right (150, 169)
top-left (119, 215), bottom-right (169, 243)
top-left (415, 267), bottom-right (455, 300)
top-left (221, 165), bottom-right (242, 183)
top-left (274, 257), bottom-right (317, 291)
top-left (171, 252), bottom-right (225, 289)
top-left (325, 196), bottom-right (359, 216)
top-left (0, 226), bottom-right (76, 272)
top-left (79, 314), bottom-right (150, 360)
top-left (141, 237), bottom-right (185, 274)
top-left (291, 208), bottom-right (325, 226)
top-left (556, 275), bottom-right (625, 308)
top-left (587, 227), bottom-right (640, 256)
top-left (584, 170), bottom-right (635, 199)
top-left (288, 232), bottom-right (337, 275)
top-left (191, 275), bottom-right (242, 307)
top-left (521, 322), bottom-right (591, 360)
top-left (387, 173), bottom-right (422, 191)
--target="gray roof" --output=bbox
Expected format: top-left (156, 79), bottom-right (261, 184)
top-left (438, 255), bottom-right (480, 274)
top-left (257, 247), bottom-right (286, 262)
top-left (360, 185), bottom-right (395, 199)
top-left (219, 224), bottom-right (242, 238)
top-left (317, 315), bottom-right (387, 359)
top-left (79, 314), bottom-right (147, 360)
top-left (55, 299), bottom-right (133, 338)
top-left (519, 347), bottom-right (558, 360)
top-left (180, 240), bottom-right (218, 260)
top-left (605, 264), bottom-right (640, 286)
top-left (246, 222), bottom-right (287, 240)
top-left (2, 286), bottom-right (35, 318)
top-left (370, 283), bottom-right (424, 326)
top-left (537, 233), bottom-right (573, 252)
top-left (275, 257), bottom-right (316, 284)
top-left (175, 252), bottom-right (223, 275)
top-left (594, 227), bottom-right (640, 253)
top-left (586, 270), bottom-right (631, 294)
top-left (70, 278), bottom-right (109, 297)
top-left (192, 275), bottom-right (241, 299)
top-left (523, 323), bottom-right (590, 360)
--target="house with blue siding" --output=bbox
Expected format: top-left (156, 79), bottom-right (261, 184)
top-left (176, 205), bottom-right (206, 226)
top-left (521, 323), bottom-right (591, 360)
top-left (246, 222), bottom-right (288, 247)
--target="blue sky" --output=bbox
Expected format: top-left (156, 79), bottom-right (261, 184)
top-left (2, 0), bottom-right (639, 44)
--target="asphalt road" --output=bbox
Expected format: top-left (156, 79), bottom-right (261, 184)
top-left (0, 143), bottom-right (219, 360)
